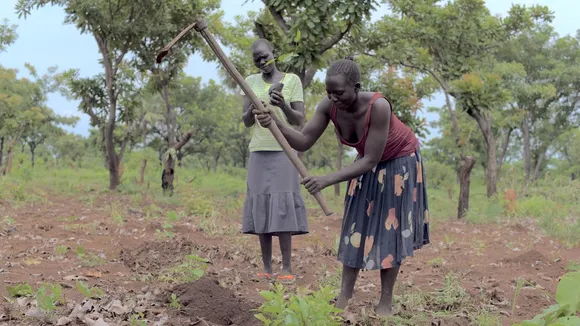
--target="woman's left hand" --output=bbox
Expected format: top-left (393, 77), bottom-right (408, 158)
top-left (252, 103), bottom-right (279, 128)
top-left (301, 175), bottom-right (331, 194)
top-left (269, 90), bottom-right (285, 108)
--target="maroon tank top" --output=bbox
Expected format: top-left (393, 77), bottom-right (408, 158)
top-left (330, 92), bottom-right (419, 162)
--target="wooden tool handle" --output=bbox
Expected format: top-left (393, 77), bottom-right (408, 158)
top-left (156, 21), bottom-right (198, 63)
top-left (194, 18), bottom-right (333, 216)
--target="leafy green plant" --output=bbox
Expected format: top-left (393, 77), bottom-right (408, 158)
top-left (7, 283), bottom-right (34, 297)
top-left (513, 271), bottom-right (580, 326)
top-left (565, 261), bottom-right (580, 272)
top-left (3, 216), bottom-right (15, 225)
top-left (74, 245), bottom-right (105, 267)
top-left (254, 284), bottom-right (342, 326)
top-left (169, 293), bottom-right (181, 309)
top-left (36, 283), bottom-right (64, 313)
top-left (129, 312), bottom-right (147, 326)
top-left (159, 254), bottom-right (208, 283)
top-left (54, 245), bottom-right (68, 255)
top-left (76, 281), bottom-right (104, 299)
top-left (428, 257), bottom-right (445, 268)
top-left (443, 234), bottom-right (456, 249)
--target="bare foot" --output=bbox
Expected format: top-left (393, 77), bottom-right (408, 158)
top-left (375, 302), bottom-right (394, 317)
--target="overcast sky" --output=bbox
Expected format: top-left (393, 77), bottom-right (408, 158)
top-left (0, 0), bottom-right (577, 141)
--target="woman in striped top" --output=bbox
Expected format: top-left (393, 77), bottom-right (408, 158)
top-left (239, 39), bottom-right (309, 284)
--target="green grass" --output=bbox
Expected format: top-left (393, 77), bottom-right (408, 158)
top-left (1, 152), bottom-right (579, 247)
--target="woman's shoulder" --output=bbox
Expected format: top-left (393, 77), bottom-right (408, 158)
top-left (365, 92), bottom-right (392, 116)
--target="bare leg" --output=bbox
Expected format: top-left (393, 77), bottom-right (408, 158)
top-left (376, 266), bottom-right (400, 316)
top-left (258, 234), bottom-right (273, 274)
top-left (278, 233), bottom-right (292, 275)
top-left (335, 265), bottom-right (360, 309)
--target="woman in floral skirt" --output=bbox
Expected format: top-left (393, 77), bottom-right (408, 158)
top-left (253, 56), bottom-right (430, 315)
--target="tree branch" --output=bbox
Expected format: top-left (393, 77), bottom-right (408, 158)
top-left (119, 132), bottom-right (131, 161)
top-left (254, 21), bottom-right (267, 39)
top-left (267, 5), bottom-right (289, 34)
top-left (173, 132), bottom-right (192, 151)
top-left (497, 127), bottom-right (513, 174)
top-left (83, 99), bottom-right (103, 127)
top-left (302, 68), bottom-right (317, 88)
top-left (320, 21), bottom-right (354, 54)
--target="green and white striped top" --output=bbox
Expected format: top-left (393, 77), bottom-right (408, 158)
top-left (240, 73), bottom-right (304, 152)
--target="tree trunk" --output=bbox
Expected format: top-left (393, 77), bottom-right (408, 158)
top-left (485, 140), bottom-right (498, 197)
top-left (441, 90), bottom-right (477, 218)
top-left (104, 79), bottom-right (120, 190)
top-left (177, 151), bottom-right (184, 168)
top-left (161, 82), bottom-right (181, 193)
top-left (334, 139), bottom-right (343, 197)
top-left (243, 148), bottom-right (248, 168)
top-left (0, 136), bottom-right (3, 168)
top-left (106, 138), bottom-right (120, 190)
top-left (29, 143), bottom-right (37, 168)
top-left (162, 83), bottom-right (176, 147)
top-left (457, 155), bottom-right (476, 219)
top-left (522, 113), bottom-right (531, 185)
top-left (497, 128), bottom-right (512, 177)
top-left (102, 68), bottom-right (119, 188)
top-left (470, 110), bottom-right (497, 197)
top-left (162, 132), bottom-right (192, 195)
top-left (139, 159), bottom-right (147, 184)
top-left (162, 156), bottom-right (176, 195)
top-left (212, 151), bottom-right (220, 173)
top-left (532, 152), bottom-right (545, 182)
top-left (5, 146), bottom-right (13, 175)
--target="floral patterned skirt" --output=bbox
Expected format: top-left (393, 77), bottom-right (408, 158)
top-left (337, 150), bottom-right (430, 270)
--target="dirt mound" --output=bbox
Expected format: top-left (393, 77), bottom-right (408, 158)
top-left (120, 238), bottom-right (196, 273)
top-left (500, 249), bottom-right (565, 279)
top-left (501, 249), bottom-right (552, 266)
top-left (166, 277), bottom-right (259, 326)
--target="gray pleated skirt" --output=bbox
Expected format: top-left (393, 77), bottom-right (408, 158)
top-left (242, 151), bottom-right (309, 236)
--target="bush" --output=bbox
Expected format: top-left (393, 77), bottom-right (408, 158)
top-left (513, 271), bottom-right (580, 326)
top-left (424, 161), bottom-right (455, 189)
top-left (254, 284), bottom-right (343, 326)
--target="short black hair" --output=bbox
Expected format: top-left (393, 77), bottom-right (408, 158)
top-left (327, 56), bottom-right (360, 85)
top-left (251, 38), bottom-right (274, 51)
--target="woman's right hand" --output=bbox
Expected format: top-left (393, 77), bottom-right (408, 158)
top-left (253, 103), bottom-right (277, 128)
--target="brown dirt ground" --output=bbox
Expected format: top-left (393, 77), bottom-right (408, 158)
top-left (0, 194), bottom-right (578, 325)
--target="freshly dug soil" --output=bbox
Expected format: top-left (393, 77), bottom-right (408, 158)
top-left (167, 277), bottom-right (259, 326)
top-left (120, 238), bottom-right (196, 273)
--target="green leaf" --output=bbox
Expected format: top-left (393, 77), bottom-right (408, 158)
top-left (277, 53), bottom-right (298, 63)
top-left (555, 271), bottom-right (580, 309)
top-left (254, 314), bottom-right (271, 325)
top-left (551, 316), bottom-right (580, 326)
top-left (7, 283), bottom-right (34, 297)
top-left (294, 29), bottom-right (301, 42)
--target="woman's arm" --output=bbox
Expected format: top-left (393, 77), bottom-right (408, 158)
top-left (278, 99), bottom-right (304, 126)
top-left (253, 98), bottom-right (332, 152)
top-left (326, 98), bottom-right (391, 185)
top-left (241, 96), bottom-right (255, 128)
top-left (301, 98), bottom-right (392, 194)
top-left (275, 74), bottom-right (305, 126)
